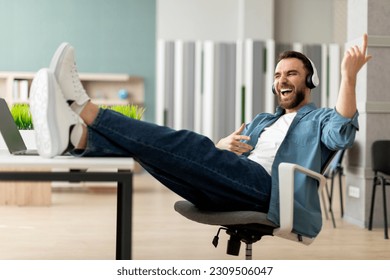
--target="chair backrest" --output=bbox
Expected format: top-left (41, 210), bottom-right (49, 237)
top-left (322, 149), bottom-right (345, 177)
top-left (372, 140), bottom-right (390, 176)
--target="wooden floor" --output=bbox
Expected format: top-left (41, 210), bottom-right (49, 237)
top-left (0, 171), bottom-right (389, 260)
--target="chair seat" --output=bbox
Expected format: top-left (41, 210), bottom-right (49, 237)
top-left (174, 200), bottom-right (277, 227)
top-left (174, 163), bottom-right (327, 259)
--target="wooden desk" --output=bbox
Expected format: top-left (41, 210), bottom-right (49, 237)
top-left (0, 151), bottom-right (134, 260)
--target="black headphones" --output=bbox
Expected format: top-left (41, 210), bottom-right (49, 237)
top-left (272, 58), bottom-right (319, 94)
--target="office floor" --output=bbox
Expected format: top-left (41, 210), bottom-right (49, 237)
top-left (0, 171), bottom-right (389, 260)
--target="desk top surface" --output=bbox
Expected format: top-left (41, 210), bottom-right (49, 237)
top-left (0, 150), bottom-right (134, 169)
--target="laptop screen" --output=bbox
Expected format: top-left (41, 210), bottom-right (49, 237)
top-left (0, 98), bottom-right (28, 153)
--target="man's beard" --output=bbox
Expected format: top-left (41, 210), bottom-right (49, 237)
top-left (278, 89), bottom-right (305, 110)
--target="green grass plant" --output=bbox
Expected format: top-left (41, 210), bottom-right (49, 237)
top-left (11, 103), bottom-right (33, 130)
top-left (101, 104), bottom-right (145, 120)
top-left (10, 103), bottom-right (145, 130)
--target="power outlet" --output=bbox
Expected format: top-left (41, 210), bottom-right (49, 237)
top-left (348, 185), bottom-right (360, 198)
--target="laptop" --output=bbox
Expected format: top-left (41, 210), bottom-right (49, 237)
top-left (0, 98), bottom-right (38, 155)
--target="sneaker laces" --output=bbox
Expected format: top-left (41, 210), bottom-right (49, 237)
top-left (70, 63), bottom-right (87, 102)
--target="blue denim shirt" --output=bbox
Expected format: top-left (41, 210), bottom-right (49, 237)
top-left (242, 103), bottom-right (359, 238)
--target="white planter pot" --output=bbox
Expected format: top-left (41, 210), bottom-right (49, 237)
top-left (0, 134), bottom-right (6, 150)
top-left (20, 130), bottom-right (37, 149)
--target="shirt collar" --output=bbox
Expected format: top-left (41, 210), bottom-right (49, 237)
top-left (275, 102), bottom-right (317, 116)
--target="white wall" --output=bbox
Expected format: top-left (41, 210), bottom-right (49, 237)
top-left (157, 0), bottom-right (274, 41)
top-left (240, 0), bottom-right (274, 40)
top-left (274, 0), bottom-right (335, 44)
top-left (157, 0), bottom-right (346, 44)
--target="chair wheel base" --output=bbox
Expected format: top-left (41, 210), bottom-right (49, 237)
top-left (212, 225), bottom-right (273, 258)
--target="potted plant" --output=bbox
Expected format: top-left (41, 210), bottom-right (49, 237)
top-left (11, 103), bottom-right (36, 149)
top-left (11, 102), bottom-right (144, 128)
top-left (10, 103), bottom-right (145, 148)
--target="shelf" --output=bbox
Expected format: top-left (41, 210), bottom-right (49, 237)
top-left (0, 71), bottom-right (144, 107)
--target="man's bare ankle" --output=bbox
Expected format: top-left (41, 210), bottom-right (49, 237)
top-left (80, 102), bottom-right (99, 125)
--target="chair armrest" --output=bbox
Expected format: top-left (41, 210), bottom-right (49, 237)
top-left (273, 163), bottom-right (327, 239)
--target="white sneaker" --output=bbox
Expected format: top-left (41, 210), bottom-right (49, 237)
top-left (49, 42), bottom-right (90, 107)
top-left (29, 68), bottom-right (83, 158)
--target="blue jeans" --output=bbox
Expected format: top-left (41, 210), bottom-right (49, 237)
top-left (79, 109), bottom-right (272, 212)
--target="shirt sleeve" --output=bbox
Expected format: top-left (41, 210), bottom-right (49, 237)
top-left (321, 108), bottom-right (359, 150)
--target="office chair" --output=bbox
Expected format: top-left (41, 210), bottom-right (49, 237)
top-left (174, 161), bottom-right (328, 260)
top-left (368, 140), bottom-right (390, 239)
top-left (322, 149), bottom-right (346, 228)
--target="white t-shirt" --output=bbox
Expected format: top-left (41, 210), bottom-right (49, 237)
top-left (247, 112), bottom-right (296, 175)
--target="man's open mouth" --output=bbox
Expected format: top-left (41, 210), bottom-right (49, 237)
top-left (280, 88), bottom-right (293, 95)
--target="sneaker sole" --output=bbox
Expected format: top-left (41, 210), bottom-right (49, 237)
top-left (30, 69), bottom-right (61, 158)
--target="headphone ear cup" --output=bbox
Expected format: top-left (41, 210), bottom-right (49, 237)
top-left (306, 58), bottom-right (319, 89)
top-left (306, 75), bottom-right (315, 89)
top-left (272, 84), bottom-right (277, 94)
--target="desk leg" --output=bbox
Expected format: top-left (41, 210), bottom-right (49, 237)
top-left (116, 170), bottom-right (133, 260)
